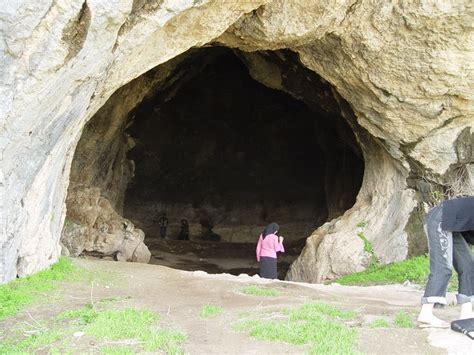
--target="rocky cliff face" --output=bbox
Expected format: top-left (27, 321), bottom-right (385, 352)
top-left (1, 0), bottom-right (473, 283)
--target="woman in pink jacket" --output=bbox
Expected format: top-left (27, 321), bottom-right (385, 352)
top-left (256, 222), bottom-right (285, 279)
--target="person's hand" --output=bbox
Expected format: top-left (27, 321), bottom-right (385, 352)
top-left (279, 236), bottom-right (284, 243)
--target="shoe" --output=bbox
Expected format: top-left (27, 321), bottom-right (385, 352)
top-left (418, 319), bottom-right (450, 328)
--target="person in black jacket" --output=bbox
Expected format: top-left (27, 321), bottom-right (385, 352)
top-left (417, 196), bottom-right (474, 328)
top-left (158, 212), bottom-right (168, 239)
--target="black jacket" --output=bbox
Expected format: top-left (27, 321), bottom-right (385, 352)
top-left (462, 230), bottom-right (474, 245)
top-left (441, 196), bottom-right (474, 232)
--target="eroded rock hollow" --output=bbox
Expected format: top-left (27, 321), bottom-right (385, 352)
top-left (63, 47), bottom-right (363, 275)
top-left (1, 1), bottom-right (473, 283)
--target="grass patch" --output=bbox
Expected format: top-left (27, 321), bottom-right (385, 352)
top-left (200, 304), bottom-right (223, 319)
top-left (2, 304), bottom-right (186, 354)
top-left (287, 302), bottom-right (356, 321)
top-left (57, 303), bottom-right (99, 323)
top-left (59, 305), bottom-right (186, 353)
top-left (368, 319), bottom-right (390, 328)
top-left (101, 346), bottom-right (135, 355)
top-left (394, 311), bottom-right (413, 328)
top-left (240, 285), bottom-right (279, 297)
top-left (333, 255), bottom-right (429, 286)
top-left (98, 296), bottom-right (123, 304)
top-left (332, 255), bottom-right (459, 291)
top-left (0, 326), bottom-right (64, 353)
top-left (235, 302), bottom-right (358, 354)
top-left (0, 257), bottom-right (85, 320)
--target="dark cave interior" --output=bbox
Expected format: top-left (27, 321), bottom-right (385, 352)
top-left (121, 48), bottom-right (364, 277)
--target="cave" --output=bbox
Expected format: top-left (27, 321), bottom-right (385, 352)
top-left (5, 2), bottom-right (472, 285)
top-left (63, 47), bottom-right (364, 278)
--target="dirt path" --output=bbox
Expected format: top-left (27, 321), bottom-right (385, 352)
top-left (2, 259), bottom-right (473, 354)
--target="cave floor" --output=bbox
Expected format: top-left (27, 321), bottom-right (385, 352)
top-left (1, 259), bottom-right (471, 354)
top-left (146, 239), bottom-right (299, 280)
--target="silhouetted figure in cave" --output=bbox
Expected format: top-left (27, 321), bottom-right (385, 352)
top-left (158, 212), bottom-right (168, 239)
top-left (178, 219), bottom-right (190, 241)
top-left (200, 218), bottom-right (221, 242)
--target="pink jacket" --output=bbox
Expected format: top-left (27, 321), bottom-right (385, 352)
top-left (256, 233), bottom-right (285, 262)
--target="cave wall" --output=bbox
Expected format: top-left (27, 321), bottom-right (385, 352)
top-left (1, 0), bottom-right (473, 283)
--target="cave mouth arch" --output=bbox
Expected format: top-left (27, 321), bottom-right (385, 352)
top-left (64, 46), bottom-right (364, 278)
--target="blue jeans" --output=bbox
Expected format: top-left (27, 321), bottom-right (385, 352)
top-left (160, 227), bottom-right (167, 239)
top-left (422, 206), bottom-right (474, 304)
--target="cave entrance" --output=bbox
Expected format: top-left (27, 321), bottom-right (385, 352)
top-left (123, 48), bottom-right (363, 277)
top-left (65, 47), bottom-right (364, 279)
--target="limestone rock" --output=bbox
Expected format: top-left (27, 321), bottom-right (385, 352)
top-left (61, 187), bottom-right (150, 264)
top-left (60, 220), bottom-right (87, 257)
top-left (131, 242), bottom-right (152, 263)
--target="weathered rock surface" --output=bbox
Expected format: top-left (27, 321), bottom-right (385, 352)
top-left (0, 0), bottom-right (268, 282)
top-left (1, 0), bottom-right (473, 283)
top-left (61, 186), bottom-right (150, 263)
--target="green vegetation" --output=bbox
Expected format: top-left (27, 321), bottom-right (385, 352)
top-left (235, 302), bottom-right (358, 354)
top-left (200, 304), bottom-right (223, 319)
top-left (240, 285), bottom-right (279, 297)
top-left (101, 346), bottom-right (135, 355)
top-left (356, 222), bottom-right (378, 269)
top-left (333, 254), bottom-right (459, 291)
top-left (357, 231), bottom-right (374, 255)
top-left (394, 311), bottom-right (413, 328)
top-left (1, 263), bottom-right (184, 355)
top-left (97, 296), bottom-right (124, 304)
top-left (0, 328), bottom-right (64, 354)
top-left (334, 255), bottom-right (429, 286)
top-left (0, 257), bottom-right (84, 320)
top-left (368, 319), bottom-right (390, 328)
top-left (59, 305), bottom-right (186, 353)
top-left (448, 272), bottom-right (459, 292)
top-left (286, 302), bottom-right (356, 321)
top-left (1, 302), bottom-right (186, 354)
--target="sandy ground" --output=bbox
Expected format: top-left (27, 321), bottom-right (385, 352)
top-left (2, 259), bottom-right (473, 354)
